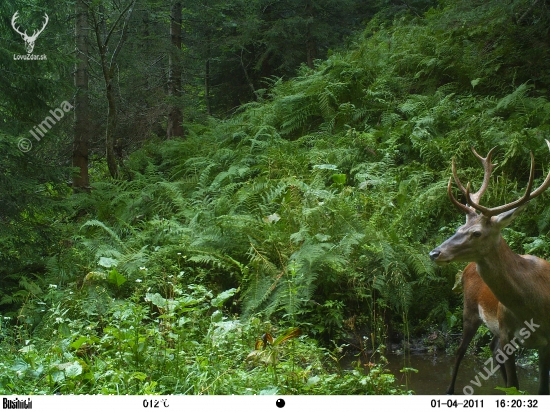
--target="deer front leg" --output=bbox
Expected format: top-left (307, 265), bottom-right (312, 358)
top-left (497, 308), bottom-right (519, 390)
top-left (447, 316), bottom-right (482, 394)
top-left (496, 333), bottom-right (518, 389)
top-left (489, 336), bottom-right (508, 385)
top-left (502, 346), bottom-right (518, 389)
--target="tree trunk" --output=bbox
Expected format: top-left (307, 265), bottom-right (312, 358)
top-left (73, 0), bottom-right (90, 191)
top-left (167, 1), bottom-right (184, 139)
top-left (305, 1), bottom-right (316, 69)
top-left (306, 35), bottom-right (316, 69)
top-left (240, 47), bottom-right (256, 99)
top-left (105, 76), bottom-right (118, 178)
top-left (205, 55), bottom-right (211, 115)
top-left (92, 0), bottom-right (136, 178)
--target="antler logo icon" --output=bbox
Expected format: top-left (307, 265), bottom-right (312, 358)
top-left (11, 11), bottom-right (49, 54)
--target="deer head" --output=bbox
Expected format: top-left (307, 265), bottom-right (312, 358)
top-left (430, 140), bottom-right (550, 265)
top-left (11, 11), bottom-right (49, 54)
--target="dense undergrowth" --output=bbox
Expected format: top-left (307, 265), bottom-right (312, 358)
top-left (2, 1), bottom-right (550, 394)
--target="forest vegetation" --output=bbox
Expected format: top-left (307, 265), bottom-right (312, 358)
top-left (1, 0), bottom-right (550, 394)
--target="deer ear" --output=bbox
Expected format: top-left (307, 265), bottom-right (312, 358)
top-left (493, 203), bottom-right (528, 228)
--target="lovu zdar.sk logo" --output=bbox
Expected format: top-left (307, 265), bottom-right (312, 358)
top-left (11, 11), bottom-right (48, 60)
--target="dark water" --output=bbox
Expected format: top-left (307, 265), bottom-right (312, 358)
top-left (383, 352), bottom-right (539, 395)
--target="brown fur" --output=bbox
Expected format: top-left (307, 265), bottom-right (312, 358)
top-left (447, 263), bottom-right (509, 394)
top-left (432, 142), bottom-right (550, 394)
top-left (432, 211), bottom-right (550, 394)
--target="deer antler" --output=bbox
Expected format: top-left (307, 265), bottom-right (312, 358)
top-left (11, 11), bottom-right (27, 38)
top-left (448, 177), bottom-right (472, 215)
top-left (448, 146), bottom-right (497, 215)
top-left (11, 12), bottom-right (48, 54)
top-left (31, 13), bottom-right (49, 40)
top-left (450, 140), bottom-right (550, 217)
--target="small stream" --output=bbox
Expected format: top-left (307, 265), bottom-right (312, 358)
top-left (383, 352), bottom-right (540, 395)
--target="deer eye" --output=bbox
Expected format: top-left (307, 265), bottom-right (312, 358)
top-left (472, 231), bottom-right (482, 238)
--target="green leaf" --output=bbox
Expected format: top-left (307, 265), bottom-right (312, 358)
top-left (313, 164), bottom-right (338, 171)
top-left (211, 288), bottom-right (238, 307)
top-left (471, 78), bottom-right (482, 88)
top-left (211, 310), bottom-right (223, 322)
top-left (65, 362), bottom-right (83, 378)
top-left (331, 173), bottom-right (347, 185)
top-left (145, 292), bottom-right (179, 312)
top-left (446, 311), bottom-right (458, 329)
top-left (306, 376), bottom-right (321, 386)
top-left (495, 386), bottom-right (526, 395)
top-left (130, 372), bottom-right (148, 382)
top-left (108, 268), bottom-right (127, 287)
top-left (11, 359), bottom-right (29, 372)
top-left (70, 336), bottom-right (88, 350)
top-left (98, 257), bottom-right (118, 268)
top-left (59, 323), bottom-right (71, 337)
top-left (259, 387), bottom-right (278, 395)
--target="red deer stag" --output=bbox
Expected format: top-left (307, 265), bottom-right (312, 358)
top-left (447, 263), bottom-right (510, 394)
top-left (430, 142), bottom-right (550, 395)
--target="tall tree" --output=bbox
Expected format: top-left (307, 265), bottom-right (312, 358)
top-left (90, 0), bottom-right (137, 178)
top-left (167, 1), bottom-right (184, 139)
top-left (305, 0), bottom-right (316, 69)
top-left (73, 0), bottom-right (90, 191)
top-left (178, 0), bottom-right (375, 113)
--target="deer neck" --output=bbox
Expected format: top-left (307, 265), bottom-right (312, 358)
top-left (475, 236), bottom-right (526, 311)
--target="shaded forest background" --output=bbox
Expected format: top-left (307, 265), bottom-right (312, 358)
top-left (1, 0), bottom-right (550, 394)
